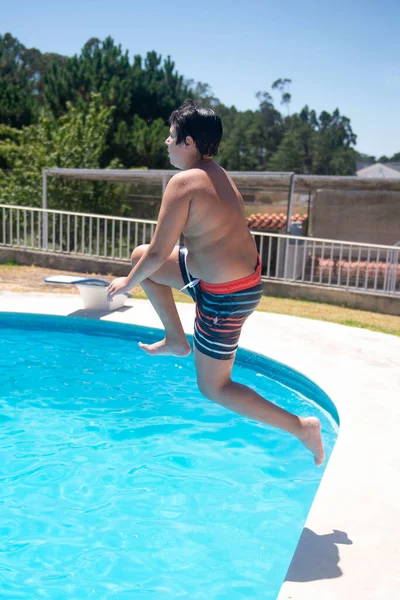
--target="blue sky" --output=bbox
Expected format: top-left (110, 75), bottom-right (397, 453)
top-left (3, 0), bottom-right (399, 158)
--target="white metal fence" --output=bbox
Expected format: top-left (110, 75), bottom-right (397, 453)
top-left (1, 204), bottom-right (399, 297)
top-left (255, 232), bottom-right (400, 296)
top-left (0, 205), bottom-right (156, 260)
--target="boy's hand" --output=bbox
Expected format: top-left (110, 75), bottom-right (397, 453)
top-left (107, 277), bottom-right (129, 299)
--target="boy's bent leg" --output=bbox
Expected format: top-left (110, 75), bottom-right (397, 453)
top-left (133, 245), bottom-right (191, 357)
top-left (194, 347), bottom-right (325, 466)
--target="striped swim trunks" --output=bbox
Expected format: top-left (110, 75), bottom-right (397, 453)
top-left (178, 247), bottom-right (263, 360)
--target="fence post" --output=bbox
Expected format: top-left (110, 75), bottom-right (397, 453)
top-left (42, 170), bottom-right (48, 250)
top-left (286, 173), bottom-right (296, 233)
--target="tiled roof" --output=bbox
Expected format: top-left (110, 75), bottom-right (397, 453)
top-left (246, 213), bottom-right (308, 231)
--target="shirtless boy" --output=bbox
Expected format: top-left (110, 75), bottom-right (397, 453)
top-left (107, 102), bottom-right (325, 466)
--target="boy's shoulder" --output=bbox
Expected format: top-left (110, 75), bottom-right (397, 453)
top-left (169, 167), bottom-right (211, 191)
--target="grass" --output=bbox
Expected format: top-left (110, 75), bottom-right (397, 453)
top-left (1, 259), bottom-right (19, 267)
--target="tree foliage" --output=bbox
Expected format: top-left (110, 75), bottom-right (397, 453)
top-left (0, 95), bottom-right (126, 213)
top-left (269, 107), bottom-right (357, 175)
top-left (42, 38), bottom-right (190, 167)
top-left (0, 30), bottom-right (382, 207)
top-left (0, 33), bottom-right (38, 128)
top-left (377, 152), bottom-right (400, 163)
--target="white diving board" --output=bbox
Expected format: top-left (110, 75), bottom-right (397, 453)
top-left (44, 276), bottom-right (130, 311)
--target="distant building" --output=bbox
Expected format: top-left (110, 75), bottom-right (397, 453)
top-left (356, 162), bottom-right (400, 179)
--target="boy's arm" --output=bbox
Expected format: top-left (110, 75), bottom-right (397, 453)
top-left (107, 173), bottom-right (191, 297)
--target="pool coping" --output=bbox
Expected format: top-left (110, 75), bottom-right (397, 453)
top-left (1, 291), bottom-right (400, 599)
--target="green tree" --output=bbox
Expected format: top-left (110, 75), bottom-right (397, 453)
top-left (272, 78), bottom-right (292, 115)
top-left (268, 125), bottom-right (307, 173)
top-left (0, 33), bottom-right (66, 129)
top-left (0, 33), bottom-right (37, 128)
top-left (130, 115), bottom-right (170, 168)
top-left (355, 151), bottom-right (376, 164)
top-left (1, 33), bottom-right (361, 176)
top-left (218, 110), bottom-right (264, 170)
top-left (256, 91), bottom-right (285, 165)
top-left (0, 95), bottom-right (125, 213)
top-left (378, 152), bottom-right (400, 163)
top-left (44, 39), bottom-right (192, 167)
top-left (217, 93), bottom-right (283, 171)
top-left (186, 81), bottom-right (220, 108)
top-left (267, 106), bottom-right (357, 175)
top-left (44, 38), bottom-right (132, 117)
top-left (130, 52), bottom-right (191, 122)
top-left (312, 109), bottom-right (357, 175)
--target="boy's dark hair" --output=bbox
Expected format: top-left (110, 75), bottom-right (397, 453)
top-left (169, 101), bottom-right (223, 157)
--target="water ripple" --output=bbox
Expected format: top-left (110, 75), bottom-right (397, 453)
top-left (0, 321), bottom-right (337, 599)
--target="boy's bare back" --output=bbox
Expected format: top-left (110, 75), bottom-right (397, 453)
top-left (181, 161), bottom-right (258, 284)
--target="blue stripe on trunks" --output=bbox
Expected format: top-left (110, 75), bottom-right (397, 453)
top-left (201, 297), bottom-right (262, 307)
top-left (201, 287), bottom-right (263, 299)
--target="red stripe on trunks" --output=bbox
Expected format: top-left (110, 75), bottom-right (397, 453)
top-left (199, 255), bottom-right (261, 294)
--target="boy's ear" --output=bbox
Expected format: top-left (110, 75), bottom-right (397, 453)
top-left (185, 135), bottom-right (194, 148)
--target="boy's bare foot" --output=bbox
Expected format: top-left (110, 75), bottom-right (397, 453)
top-left (298, 417), bottom-right (325, 466)
top-left (138, 338), bottom-right (192, 357)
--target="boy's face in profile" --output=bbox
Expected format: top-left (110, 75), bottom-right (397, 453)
top-left (165, 126), bottom-right (181, 168)
top-left (165, 126), bottom-right (194, 169)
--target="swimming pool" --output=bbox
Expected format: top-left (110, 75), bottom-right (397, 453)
top-left (1, 313), bottom-right (338, 599)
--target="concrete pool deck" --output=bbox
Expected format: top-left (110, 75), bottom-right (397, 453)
top-left (1, 291), bottom-right (399, 599)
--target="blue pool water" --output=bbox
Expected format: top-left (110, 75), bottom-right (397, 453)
top-left (0, 313), bottom-right (338, 599)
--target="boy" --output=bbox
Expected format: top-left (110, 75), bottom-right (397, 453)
top-left (107, 102), bottom-right (325, 465)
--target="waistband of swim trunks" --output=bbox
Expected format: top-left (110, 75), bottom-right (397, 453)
top-left (199, 254), bottom-right (261, 294)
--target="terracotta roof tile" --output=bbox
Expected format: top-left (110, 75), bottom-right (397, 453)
top-left (246, 213), bottom-right (308, 231)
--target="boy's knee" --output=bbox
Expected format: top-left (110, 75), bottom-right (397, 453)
top-left (130, 244), bottom-right (148, 266)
